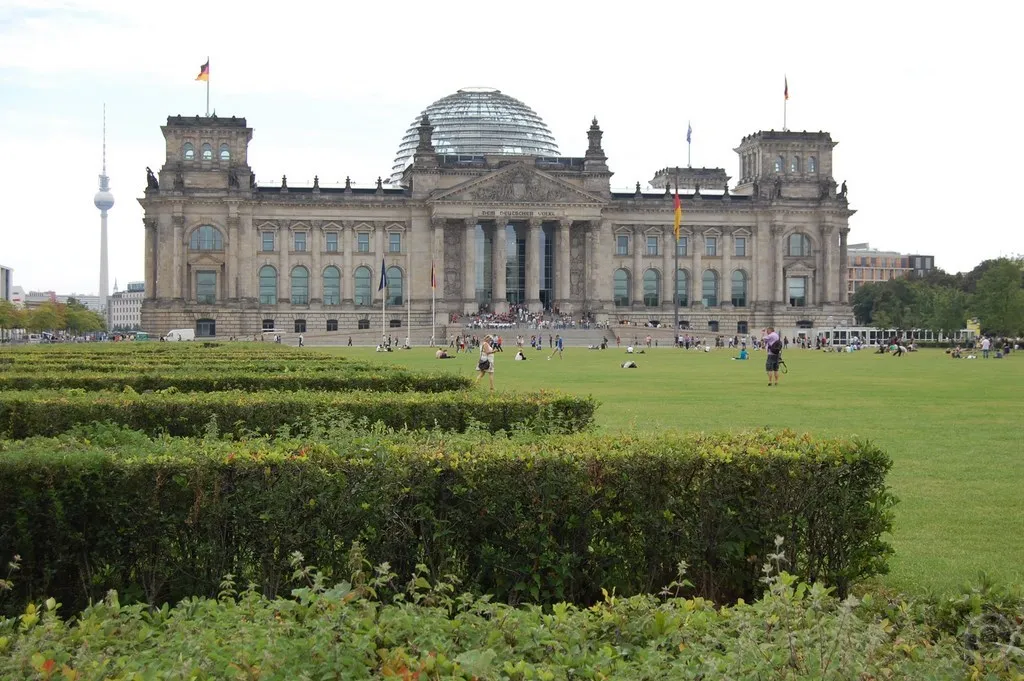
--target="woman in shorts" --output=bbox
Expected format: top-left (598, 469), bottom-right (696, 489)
top-left (475, 334), bottom-right (496, 392)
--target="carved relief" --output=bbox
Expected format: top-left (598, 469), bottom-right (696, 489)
top-left (569, 224), bottom-right (586, 299)
top-left (469, 167), bottom-right (573, 203)
top-left (443, 223), bottom-right (463, 298)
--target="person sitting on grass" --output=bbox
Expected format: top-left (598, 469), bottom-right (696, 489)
top-left (514, 350), bottom-right (527, 361)
top-left (435, 349), bottom-right (453, 359)
top-left (733, 348), bottom-right (749, 360)
top-left (621, 360), bottom-right (638, 368)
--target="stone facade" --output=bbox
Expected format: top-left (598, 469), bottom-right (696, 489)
top-left (139, 114), bottom-right (855, 339)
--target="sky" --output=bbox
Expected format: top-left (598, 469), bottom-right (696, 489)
top-left (1, 0), bottom-right (1022, 295)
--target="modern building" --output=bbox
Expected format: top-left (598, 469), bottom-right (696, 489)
top-left (0, 265), bottom-right (11, 302)
top-left (846, 243), bottom-right (935, 296)
top-left (9, 286), bottom-right (25, 308)
top-left (139, 88), bottom-right (856, 339)
top-left (108, 281), bottom-right (145, 330)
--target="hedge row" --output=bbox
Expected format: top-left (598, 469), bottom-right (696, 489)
top-left (0, 389), bottom-right (596, 438)
top-left (0, 428), bottom-right (895, 613)
top-left (0, 369), bottom-right (471, 393)
top-left (2, 360), bottom-right (399, 375)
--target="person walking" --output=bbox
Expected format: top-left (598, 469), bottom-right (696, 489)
top-left (981, 336), bottom-right (991, 359)
top-left (763, 327), bottom-right (782, 387)
top-left (475, 334), bottom-right (496, 392)
top-left (548, 334), bottom-right (564, 360)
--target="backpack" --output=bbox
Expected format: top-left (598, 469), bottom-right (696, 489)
top-left (769, 339), bottom-right (783, 355)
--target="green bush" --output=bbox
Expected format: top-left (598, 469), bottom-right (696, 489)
top-left (3, 556), bottom-right (1012, 680)
top-left (0, 369), bottom-right (470, 393)
top-left (0, 389), bottom-right (597, 438)
top-left (0, 428), bottom-right (895, 613)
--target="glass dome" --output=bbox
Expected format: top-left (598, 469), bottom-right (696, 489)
top-left (390, 87), bottom-right (560, 184)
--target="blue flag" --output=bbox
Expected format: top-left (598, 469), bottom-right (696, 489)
top-left (378, 258), bottom-right (388, 291)
top-left (686, 122), bottom-right (692, 144)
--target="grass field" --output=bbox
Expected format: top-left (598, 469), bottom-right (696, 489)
top-left (318, 343), bottom-right (1024, 595)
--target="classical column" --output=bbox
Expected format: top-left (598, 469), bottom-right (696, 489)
top-left (691, 230), bottom-right (703, 306)
top-left (595, 219), bottom-right (613, 310)
top-left (239, 213), bottom-right (254, 300)
top-left (227, 215), bottom-right (240, 299)
top-left (558, 219), bottom-right (571, 308)
top-left (463, 218), bottom-right (476, 308)
top-left (143, 219), bottom-right (157, 300)
top-left (373, 224), bottom-right (384, 303)
top-left (526, 218), bottom-right (542, 311)
top-left (818, 223), bottom-right (831, 303)
top-left (661, 227), bottom-right (672, 308)
top-left (721, 230), bottom-right (732, 307)
top-left (583, 222), bottom-right (595, 311)
top-left (430, 217), bottom-right (445, 304)
top-left (279, 225), bottom-right (291, 303)
top-left (492, 219), bottom-right (508, 311)
top-left (309, 222), bottom-right (322, 303)
top-left (773, 226), bottom-right (785, 304)
top-left (839, 227), bottom-right (850, 303)
top-left (342, 221), bottom-right (354, 305)
top-left (171, 215), bottom-right (184, 299)
top-left (631, 225), bottom-right (643, 306)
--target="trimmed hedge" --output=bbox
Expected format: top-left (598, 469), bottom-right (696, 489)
top-left (0, 429), bottom-right (895, 613)
top-left (0, 389), bottom-right (597, 438)
top-left (0, 369), bottom-right (470, 393)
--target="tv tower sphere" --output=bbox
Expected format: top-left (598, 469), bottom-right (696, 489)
top-left (94, 186), bottom-right (115, 211)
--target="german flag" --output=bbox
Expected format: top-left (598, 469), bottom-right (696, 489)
top-left (431, 261), bottom-right (437, 289)
top-left (673, 187), bottom-right (682, 241)
top-left (195, 60), bottom-right (209, 82)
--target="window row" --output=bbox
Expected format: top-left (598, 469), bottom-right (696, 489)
top-left (615, 235), bottom-right (748, 257)
top-left (194, 317), bottom-right (403, 338)
top-left (187, 225), bottom-right (404, 254)
top-left (260, 230), bottom-right (402, 254)
top-left (182, 142), bottom-right (230, 162)
top-left (612, 269), bottom-right (750, 308)
top-left (258, 265), bottom-right (404, 306)
top-left (771, 155), bottom-right (817, 174)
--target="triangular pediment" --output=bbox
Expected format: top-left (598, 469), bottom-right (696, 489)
top-left (187, 252), bottom-right (224, 266)
top-left (431, 163), bottom-right (604, 205)
top-left (785, 260), bottom-right (816, 275)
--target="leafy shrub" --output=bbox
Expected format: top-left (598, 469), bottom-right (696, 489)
top-left (0, 389), bottom-right (597, 438)
top-left (0, 429), bottom-right (895, 613)
top-left (1, 554), bottom-right (1010, 679)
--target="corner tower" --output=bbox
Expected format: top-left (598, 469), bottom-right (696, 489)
top-left (158, 115), bottom-right (253, 191)
top-left (733, 130), bottom-right (838, 200)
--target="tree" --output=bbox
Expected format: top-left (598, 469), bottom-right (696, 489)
top-left (66, 307), bottom-right (106, 334)
top-left (851, 283), bottom-right (882, 325)
top-left (972, 258), bottom-right (1024, 336)
top-left (26, 302), bottom-right (65, 332)
top-left (926, 287), bottom-right (971, 337)
top-left (0, 300), bottom-right (24, 339)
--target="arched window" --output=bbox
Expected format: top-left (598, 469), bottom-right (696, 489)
top-left (790, 156), bottom-right (800, 173)
top-left (773, 155), bottom-right (784, 173)
top-left (189, 225), bottom-right (223, 250)
top-left (613, 269), bottom-right (630, 307)
top-left (322, 266), bottom-right (341, 305)
top-left (219, 144), bottom-right (230, 161)
top-left (702, 270), bottom-right (719, 307)
top-left (354, 266), bottom-right (371, 306)
top-left (258, 266), bottom-right (277, 305)
top-left (643, 269), bottom-right (660, 307)
top-left (201, 143), bottom-right (213, 160)
top-left (386, 266), bottom-right (403, 306)
top-left (808, 156), bottom-right (817, 173)
top-left (291, 266), bottom-right (309, 305)
top-left (731, 270), bottom-right (748, 307)
top-left (182, 142), bottom-right (195, 161)
top-left (677, 269), bottom-right (689, 307)
top-left (788, 233), bottom-right (812, 257)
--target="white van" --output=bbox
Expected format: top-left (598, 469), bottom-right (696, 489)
top-left (163, 328), bottom-right (195, 342)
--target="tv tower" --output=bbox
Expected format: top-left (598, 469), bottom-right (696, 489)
top-left (93, 104), bottom-right (114, 312)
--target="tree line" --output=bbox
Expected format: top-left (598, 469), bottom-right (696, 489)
top-left (0, 298), bottom-right (107, 337)
top-left (852, 257), bottom-right (1024, 336)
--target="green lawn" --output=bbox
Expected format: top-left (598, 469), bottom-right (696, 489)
top-left (318, 343), bottom-right (1024, 594)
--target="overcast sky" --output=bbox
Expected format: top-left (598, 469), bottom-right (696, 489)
top-left (2, 0), bottom-right (1021, 294)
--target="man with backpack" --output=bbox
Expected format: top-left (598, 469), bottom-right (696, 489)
top-left (763, 327), bottom-right (783, 387)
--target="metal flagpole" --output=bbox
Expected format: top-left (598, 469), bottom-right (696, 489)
top-left (380, 258), bottom-right (387, 345)
top-left (673, 176), bottom-right (680, 346)
top-left (783, 75), bottom-right (788, 131)
top-left (206, 56), bottom-right (210, 117)
top-left (406, 269), bottom-right (411, 347)
top-left (431, 261), bottom-right (436, 346)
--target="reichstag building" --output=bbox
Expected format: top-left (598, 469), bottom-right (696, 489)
top-left (139, 87), bottom-right (855, 339)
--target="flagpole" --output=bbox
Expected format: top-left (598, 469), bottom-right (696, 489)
top-left (673, 177), bottom-right (680, 346)
top-left (206, 56), bottom-right (210, 117)
top-left (406, 269), bottom-right (411, 347)
top-left (431, 262), bottom-right (436, 346)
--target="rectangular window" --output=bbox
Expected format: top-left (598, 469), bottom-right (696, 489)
top-left (705, 237), bottom-right (717, 257)
top-left (294, 232), bottom-right (307, 252)
top-left (788, 276), bottom-right (807, 307)
top-left (261, 232), bottom-right (275, 252)
top-left (196, 271), bottom-right (216, 304)
top-left (616, 235), bottom-right (629, 256)
top-left (389, 232), bottom-right (402, 253)
top-left (326, 319), bottom-right (338, 332)
top-left (357, 232), bottom-right (370, 253)
top-left (262, 319), bottom-right (275, 332)
top-left (294, 319), bottom-right (306, 333)
top-left (646, 236), bottom-right (658, 256)
top-left (196, 319), bottom-right (216, 337)
top-left (708, 321), bottom-right (719, 333)
top-left (736, 321), bottom-right (748, 335)
top-left (326, 232), bottom-right (338, 252)
top-left (734, 237), bottom-right (746, 257)
top-left (677, 237), bottom-right (687, 257)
